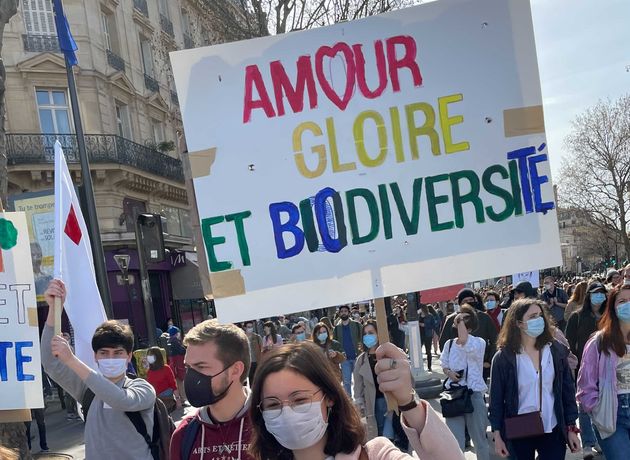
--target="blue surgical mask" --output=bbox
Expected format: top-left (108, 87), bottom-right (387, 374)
top-left (524, 316), bottom-right (545, 338)
top-left (363, 334), bottom-right (378, 349)
top-left (486, 300), bottom-right (497, 310)
top-left (617, 302), bottom-right (630, 322)
top-left (296, 332), bottom-right (306, 342)
top-left (590, 293), bottom-right (606, 306)
top-left (317, 332), bottom-right (328, 343)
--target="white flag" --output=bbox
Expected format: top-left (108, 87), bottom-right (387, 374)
top-left (54, 141), bottom-right (107, 370)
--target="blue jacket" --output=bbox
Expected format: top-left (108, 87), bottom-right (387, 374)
top-left (489, 340), bottom-right (578, 446)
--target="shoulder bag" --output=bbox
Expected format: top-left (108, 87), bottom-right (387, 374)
top-left (439, 340), bottom-right (474, 418)
top-left (504, 349), bottom-right (545, 440)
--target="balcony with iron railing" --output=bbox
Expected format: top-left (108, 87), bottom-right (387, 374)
top-left (160, 14), bottom-right (174, 38)
top-left (144, 74), bottom-right (159, 92)
top-left (133, 0), bottom-right (149, 17)
top-left (6, 133), bottom-right (184, 183)
top-left (23, 34), bottom-right (60, 53)
top-left (107, 49), bottom-right (126, 72)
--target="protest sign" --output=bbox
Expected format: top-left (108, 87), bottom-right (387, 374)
top-left (0, 212), bottom-right (44, 410)
top-left (171, 0), bottom-right (562, 323)
top-left (512, 270), bottom-right (540, 288)
top-left (9, 190), bottom-right (55, 302)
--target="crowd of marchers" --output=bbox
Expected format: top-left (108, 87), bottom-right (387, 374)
top-left (2, 263), bottom-right (628, 460)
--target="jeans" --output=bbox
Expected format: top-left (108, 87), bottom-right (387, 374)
top-left (422, 337), bottom-right (433, 369)
top-left (445, 391), bottom-right (490, 460)
top-left (510, 425), bottom-right (566, 460)
top-left (341, 359), bottom-right (355, 397)
top-left (374, 397), bottom-right (387, 437)
top-left (578, 405), bottom-right (597, 447)
top-left (595, 393), bottom-right (630, 460)
top-left (25, 408), bottom-right (48, 450)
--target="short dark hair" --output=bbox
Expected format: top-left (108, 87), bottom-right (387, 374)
top-left (338, 305), bottom-right (350, 313)
top-left (485, 290), bottom-right (499, 301)
top-left (184, 319), bottom-right (251, 384)
top-left (147, 346), bottom-right (165, 371)
top-left (92, 320), bottom-right (134, 353)
top-left (250, 343), bottom-right (364, 460)
top-left (291, 323), bottom-right (304, 333)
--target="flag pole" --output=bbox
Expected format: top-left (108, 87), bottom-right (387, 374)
top-left (53, 0), bottom-right (113, 318)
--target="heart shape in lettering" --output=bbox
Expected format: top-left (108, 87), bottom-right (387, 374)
top-left (315, 43), bottom-right (356, 111)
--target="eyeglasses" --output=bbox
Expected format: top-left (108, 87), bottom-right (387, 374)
top-left (258, 388), bottom-right (323, 419)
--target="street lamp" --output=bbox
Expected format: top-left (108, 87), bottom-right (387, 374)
top-left (113, 254), bottom-right (136, 334)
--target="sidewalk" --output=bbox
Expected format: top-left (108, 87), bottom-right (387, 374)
top-left (35, 353), bottom-right (600, 459)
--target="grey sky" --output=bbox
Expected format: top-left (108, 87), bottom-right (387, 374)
top-left (530, 0), bottom-right (630, 177)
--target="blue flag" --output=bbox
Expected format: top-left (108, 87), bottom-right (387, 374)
top-left (52, 0), bottom-right (78, 66)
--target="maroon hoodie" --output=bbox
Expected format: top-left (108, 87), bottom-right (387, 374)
top-left (170, 388), bottom-right (253, 460)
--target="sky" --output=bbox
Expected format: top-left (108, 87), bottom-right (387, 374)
top-left (529, 0), bottom-right (630, 178)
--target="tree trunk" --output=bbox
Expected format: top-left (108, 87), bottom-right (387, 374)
top-left (0, 0), bottom-right (18, 209)
top-left (0, 3), bottom-right (29, 456)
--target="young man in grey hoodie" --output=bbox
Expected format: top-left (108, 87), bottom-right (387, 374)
top-left (41, 280), bottom-right (156, 460)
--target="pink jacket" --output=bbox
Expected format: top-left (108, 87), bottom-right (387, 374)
top-left (335, 401), bottom-right (464, 460)
top-left (576, 333), bottom-right (619, 436)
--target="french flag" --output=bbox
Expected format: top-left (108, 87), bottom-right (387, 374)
top-left (54, 141), bottom-right (107, 370)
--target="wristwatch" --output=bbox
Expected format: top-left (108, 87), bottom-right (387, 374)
top-left (397, 390), bottom-right (420, 412)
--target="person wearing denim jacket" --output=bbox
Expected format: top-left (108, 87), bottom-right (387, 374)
top-left (489, 299), bottom-right (579, 459)
top-left (577, 285), bottom-right (630, 459)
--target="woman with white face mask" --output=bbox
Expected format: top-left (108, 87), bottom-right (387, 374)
top-left (145, 346), bottom-right (181, 413)
top-left (249, 341), bottom-right (463, 460)
top-left (577, 284), bottom-right (630, 460)
top-left (489, 299), bottom-right (580, 459)
top-left (312, 323), bottom-right (345, 379)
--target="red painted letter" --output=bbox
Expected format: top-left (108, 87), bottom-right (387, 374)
top-left (386, 35), bottom-right (422, 92)
top-left (243, 65), bottom-right (276, 123)
top-left (270, 56), bottom-right (318, 117)
top-left (315, 42), bottom-right (356, 111)
top-left (353, 41), bottom-right (387, 99)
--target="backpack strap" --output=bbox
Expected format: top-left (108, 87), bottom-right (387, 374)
top-left (81, 388), bottom-right (95, 420)
top-left (181, 417), bottom-right (202, 460)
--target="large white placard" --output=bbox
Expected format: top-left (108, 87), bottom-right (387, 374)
top-left (0, 212), bottom-right (44, 410)
top-left (171, 0), bottom-right (562, 322)
top-left (512, 270), bottom-right (541, 288)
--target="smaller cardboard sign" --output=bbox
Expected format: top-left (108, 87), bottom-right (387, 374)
top-left (512, 270), bottom-right (540, 288)
top-left (0, 212), bottom-right (44, 410)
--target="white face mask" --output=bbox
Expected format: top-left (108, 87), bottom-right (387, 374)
top-left (146, 355), bottom-right (156, 364)
top-left (98, 358), bottom-right (128, 378)
top-left (263, 398), bottom-right (329, 450)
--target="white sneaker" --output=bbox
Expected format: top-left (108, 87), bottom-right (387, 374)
top-left (593, 444), bottom-right (602, 454)
top-left (582, 446), bottom-right (597, 459)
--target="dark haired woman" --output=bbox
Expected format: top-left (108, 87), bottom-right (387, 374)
top-left (250, 341), bottom-right (463, 460)
top-left (441, 306), bottom-right (489, 460)
top-left (262, 321), bottom-right (283, 355)
top-left (145, 346), bottom-right (181, 413)
top-left (489, 299), bottom-right (580, 459)
top-left (312, 322), bottom-right (345, 377)
top-left (577, 285), bottom-right (630, 459)
top-left (353, 320), bottom-right (393, 440)
top-left (566, 281), bottom-right (608, 456)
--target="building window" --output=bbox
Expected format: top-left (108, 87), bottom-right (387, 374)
top-left (36, 89), bottom-right (71, 134)
top-left (158, 0), bottom-right (170, 18)
top-left (123, 198), bottom-right (146, 232)
top-left (151, 119), bottom-right (165, 144)
top-left (152, 205), bottom-right (191, 237)
top-left (140, 35), bottom-right (154, 77)
top-left (115, 102), bottom-right (133, 139)
top-left (22, 0), bottom-right (55, 36)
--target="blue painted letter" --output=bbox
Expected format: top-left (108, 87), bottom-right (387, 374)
top-left (269, 202), bottom-right (305, 259)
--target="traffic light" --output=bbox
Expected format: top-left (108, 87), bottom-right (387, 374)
top-left (137, 214), bottom-right (165, 263)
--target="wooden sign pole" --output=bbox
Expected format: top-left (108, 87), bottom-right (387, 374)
top-left (374, 297), bottom-right (399, 413)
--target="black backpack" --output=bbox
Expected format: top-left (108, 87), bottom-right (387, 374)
top-left (81, 376), bottom-right (175, 460)
top-left (180, 417), bottom-right (202, 460)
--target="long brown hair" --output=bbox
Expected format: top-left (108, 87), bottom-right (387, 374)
top-left (312, 322), bottom-right (332, 347)
top-left (569, 281), bottom-right (587, 305)
top-left (599, 286), bottom-right (630, 357)
top-left (497, 299), bottom-right (554, 353)
top-left (250, 343), bottom-right (365, 460)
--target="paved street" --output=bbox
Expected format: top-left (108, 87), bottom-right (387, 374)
top-left (30, 352), bottom-right (601, 459)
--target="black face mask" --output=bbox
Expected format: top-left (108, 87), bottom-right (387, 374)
top-left (184, 365), bottom-right (233, 408)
